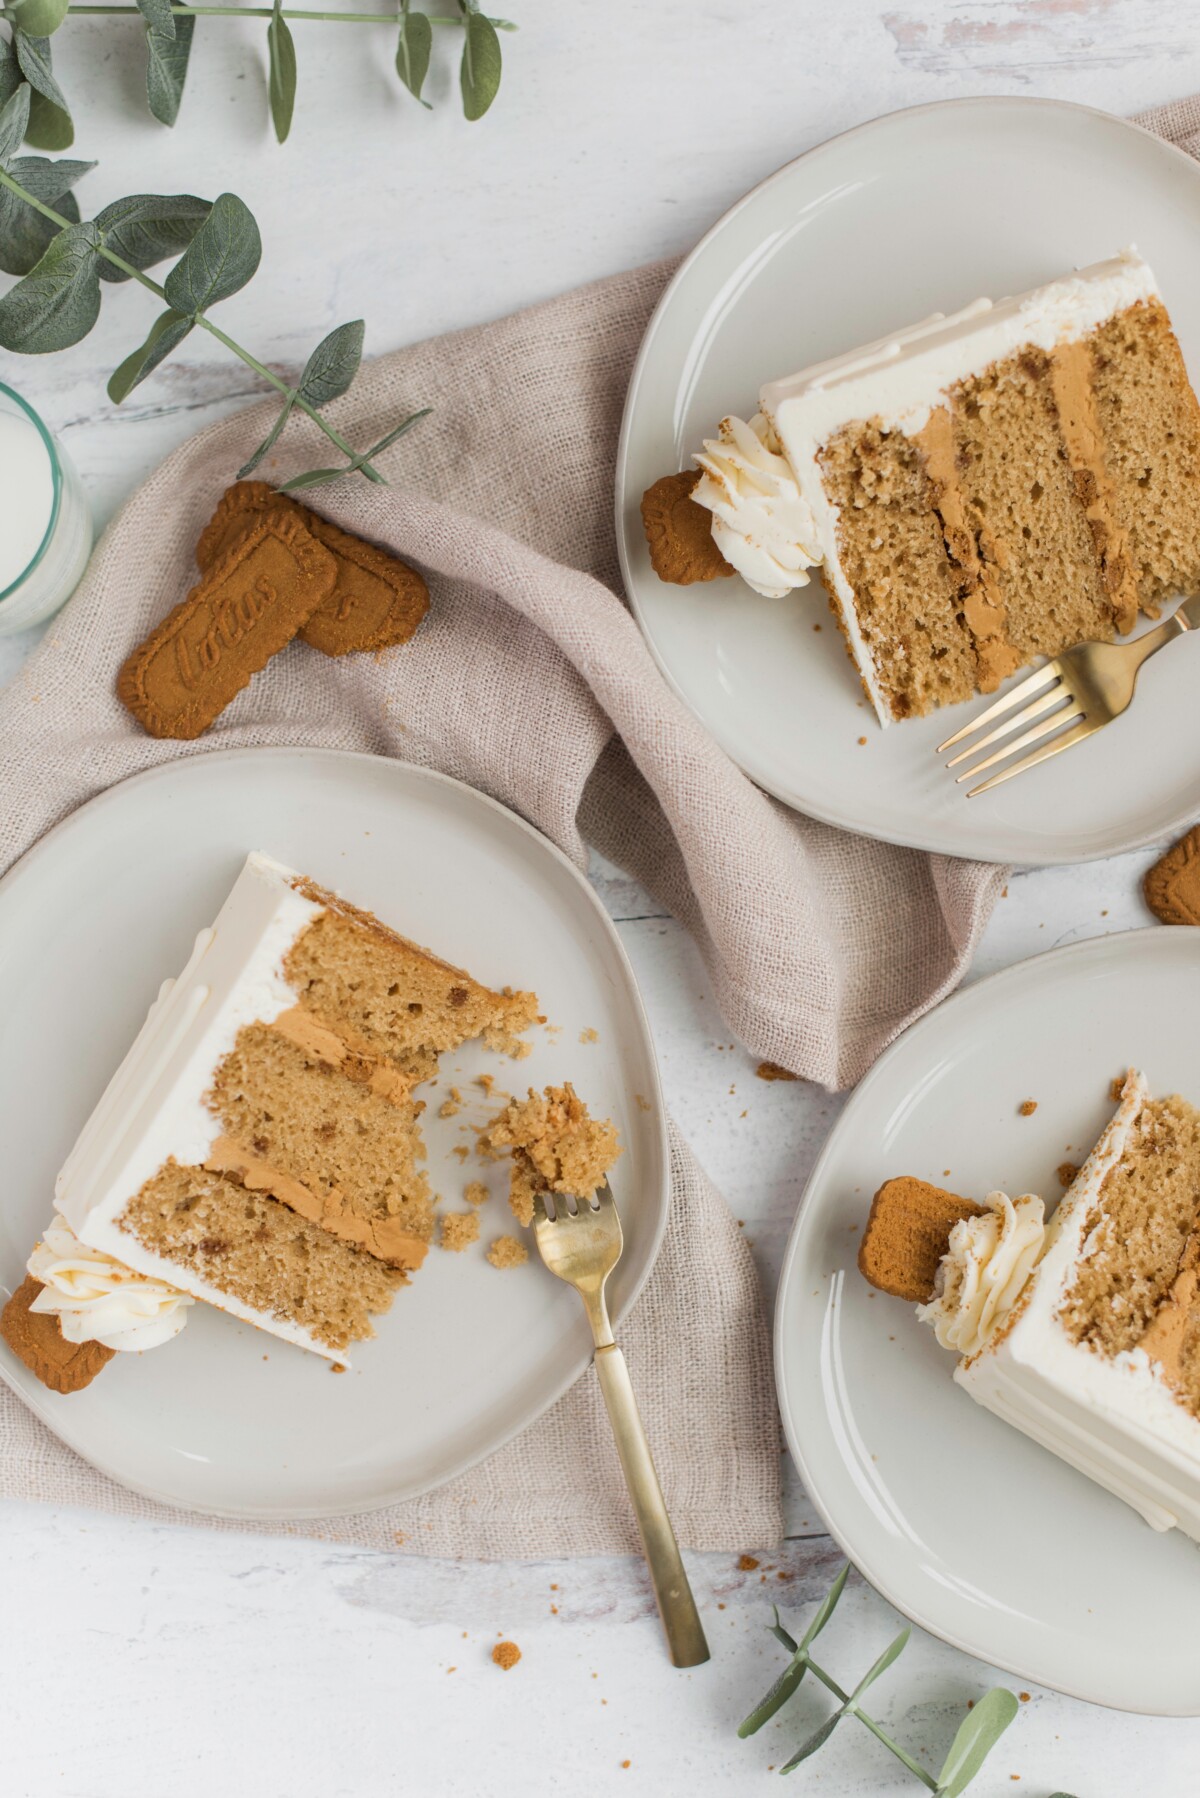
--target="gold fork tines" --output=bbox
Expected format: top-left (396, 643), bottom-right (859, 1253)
top-left (532, 1185), bottom-right (710, 1669)
top-left (938, 601), bottom-right (1199, 796)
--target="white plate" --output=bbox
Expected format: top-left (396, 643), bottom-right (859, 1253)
top-left (616, 97), bottom-right (1200, 866)
top-left (0, 750), bottom-right (668, 1518)
top-left (775, 927), bottom-right (1200, 1715)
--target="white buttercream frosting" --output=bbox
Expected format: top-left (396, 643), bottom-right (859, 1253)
top-left (28, 1213), bottom-right (192, 1351)
top-left (918, 1191), bottom-right (1046, 1357)
top-left (691, 413), bottom-right (821, 598)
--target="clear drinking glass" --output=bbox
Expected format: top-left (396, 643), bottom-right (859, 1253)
top-left (0, 382), bottom-right (93, 635)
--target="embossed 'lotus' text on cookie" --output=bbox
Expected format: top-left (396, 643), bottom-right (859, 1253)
top-left (174, 572), bottom-right (285, 691)
top-left (196, 481), bottom-right (429, 656)
top-left (118, 512), bottom-right (337, 739)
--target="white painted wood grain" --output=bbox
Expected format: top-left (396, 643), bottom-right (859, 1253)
top-left (2, 3), bottom-right (1199, 1792)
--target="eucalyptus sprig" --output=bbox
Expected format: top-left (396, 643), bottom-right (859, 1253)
top-left (741, 1566), bottom-right (1020, 1790)
top-left (0, 84), bottom-right (429, 487)
top-left (0, 0), bottom-right (512, 147)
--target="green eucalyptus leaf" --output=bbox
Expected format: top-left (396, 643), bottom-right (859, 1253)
top-left (934, 1688), bottom-right (1020, 1798)
top-left (94, 191), bottom-right (210, 282)
top-left (0, 39), bottom-right (21, 110)
top-left (163, 189), bottom-right (261, 315)
top-left (267, 0), bottom-right (297, 144)
top-left (780, 1710), bottom-right (842, 1773)
top-left (799, 1564), bottom-right (851, 1652)
top-left (460, 10), bottom-right (501, 120)
top-left (296, 319), bottom-right (363, 408)
top-left (14, 34), bottom-right (74, 150)
top-left (362, 405), bottom-right (431, 459)
top-left (737, 1648), bottom-right (809, 1739)
top-left (145, 11), bottom-right (194, 127)
top-left (107, 307), bottom-right (192, 403)
top-left (847, 1627), bottom-right (909, 1704)
top-left (0, 85), bottom-right (32, 164)
top-left (395, 8), bottom-right (432, 106)
top-left (0, 183), bottom-right (78, 278)
top-left (0, 218), bottom-right (101, 352)
top-left (7, 154), bottom-right (94, 201)
top-left (7, 0), bottom-right (71, 40)
top-left (134, 0), bottom-right (175, 40)
top-left (275, 464), bottom-right (350, 492)
top-left (237, 391), bottom-right (295, 478)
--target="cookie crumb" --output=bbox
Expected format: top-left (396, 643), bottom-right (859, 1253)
top-left (464, 1180), bottom-right (489, 1206)
top-left (737, 1554), bottom-right (760, 1571)
top-left (755, 1061), bottom-right (798, 1082)
top-left (486, 1235), bottom-right (528, 1270)
top-left (580, 1027), bottom-right (599, 1044)
top-left (1018, 1099), bottom-right (1038, 1117)
top-left (439, 1086), bottom-right (463, 1119)
top-left (1056, 1162), bottom-right (1080, 1188)
top-left (1109, 1074), bottom-right (1125, 1102)
top-left (439, 1211), bottom-right (480, 1252)
top-left (492, 1640), bottom-right (521, 1670)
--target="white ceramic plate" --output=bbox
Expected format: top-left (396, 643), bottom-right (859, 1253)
top-left (0, 750), bottom-right (668, 1518)
top-left (616, 97), bottom-right (1200, 866)
top-left (775, 927), bottom-right (1200, 1714)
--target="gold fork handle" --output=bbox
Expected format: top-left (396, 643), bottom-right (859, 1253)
top-left (593, 1342), bottom-right (711, 1669)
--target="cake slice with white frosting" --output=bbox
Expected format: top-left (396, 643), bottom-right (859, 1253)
top-left (644, 251), bottom-right (1200, 725)
top-left (1, 852), bottom-right (539, 1386)
top-left (860, 1071), bottom-right (1200, 1542)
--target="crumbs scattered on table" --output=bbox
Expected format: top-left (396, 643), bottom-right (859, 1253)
top-left (439, 1086), bottom-right (463, 1118)
top-left (756, 1062), bottom-right (798, 1082)
top-left (492, 1641), bottom-right (521, 1670)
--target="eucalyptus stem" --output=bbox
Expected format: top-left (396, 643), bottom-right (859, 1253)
top-left (50, 5), bottom-right (518, 23)
top-left (0, 162), bottom-right (386, 480)
top-left (803, 1659), bottom-right (939, 1791)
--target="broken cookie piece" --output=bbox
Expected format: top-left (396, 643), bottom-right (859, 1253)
top-left (858, 1176), bottom-right (983, 1304)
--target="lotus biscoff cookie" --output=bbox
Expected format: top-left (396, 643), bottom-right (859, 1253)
top-left (640, 469), bottom-right (733, 585)
top-left (197, 481), bottom-right (429, 656)
top-left (1144, 825), bottom-right (1200, 926)
top-left (118, 509), bottom-right (337, 738)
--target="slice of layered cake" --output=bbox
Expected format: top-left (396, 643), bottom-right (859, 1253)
top-left (860, 1071), bottom-right (1200, 1540)
top-left (1, 853), bottom-right (538, 1385)
top-left (643, 250), bottom-right (1200, 724)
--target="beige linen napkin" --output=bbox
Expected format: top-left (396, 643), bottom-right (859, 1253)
top-left (0, 100), bottom-right (1191, 1557)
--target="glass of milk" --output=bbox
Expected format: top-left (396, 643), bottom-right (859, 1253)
top-left (0, 383), bottom-right (93, 635)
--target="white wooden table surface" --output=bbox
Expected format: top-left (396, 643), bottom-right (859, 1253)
top-left (2, 2), bottom-right (1198, 1792)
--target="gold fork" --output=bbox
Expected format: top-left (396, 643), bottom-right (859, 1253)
top-left (532, 1183), bottom-right (711, 1669)
top-left (938, 595), bottom-right (1200, 795)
